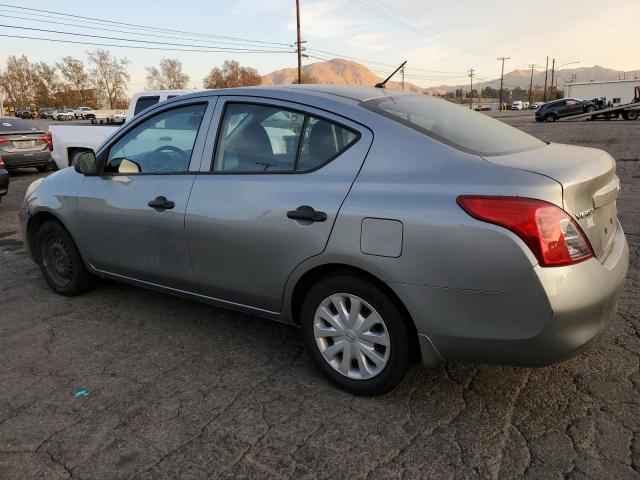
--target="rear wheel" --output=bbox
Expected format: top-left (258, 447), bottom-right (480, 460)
top-left (587, 105), bottom-right (596, 112)
top-left (301, 274), bottom-right (412, 395)
top-left (35, 220), bottom-right (96, 296)
top-left (626, 111), bottom-right (639, 121)
top-left (36, 165), bottom-right (49, 173)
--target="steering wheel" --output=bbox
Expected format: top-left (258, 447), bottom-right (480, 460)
top-left (153, 145), bottom-right (187, 162)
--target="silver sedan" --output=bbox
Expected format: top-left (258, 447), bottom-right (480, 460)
top-left (20, 86), bottom-right (629, 395)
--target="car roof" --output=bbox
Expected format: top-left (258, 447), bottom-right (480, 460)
top-left (175, 84), bottom-right (415, 105)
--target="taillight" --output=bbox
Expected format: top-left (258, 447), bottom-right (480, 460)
top-left (0, 156), bottom-right (4, 168)
top-left (0, 138), bottom-right (8, 144)
top-left (41, 132), bottom-right (53, 151)
top-left (457, 196), bottom-right (594, 267)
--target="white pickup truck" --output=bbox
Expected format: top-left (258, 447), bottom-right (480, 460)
top-left (50, 89), bottom-right (196, 169)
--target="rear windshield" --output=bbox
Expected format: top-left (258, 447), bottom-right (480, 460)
top-left (0, 117), bottom-right (39, 132)
top-left (361, 95), bottom-right (545, 156)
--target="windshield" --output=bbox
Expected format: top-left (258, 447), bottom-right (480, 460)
top-left (361, 94), bottom-right (545, 156)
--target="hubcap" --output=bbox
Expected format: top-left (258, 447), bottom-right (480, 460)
top-left (313, 293), bottom-right (391, 380)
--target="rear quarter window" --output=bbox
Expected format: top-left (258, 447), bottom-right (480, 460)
top-left (361, 95), bottom-right (545, 156)
top-left (134, 96), bottom-right (161, 115)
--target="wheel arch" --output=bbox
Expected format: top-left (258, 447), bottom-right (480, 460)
top-left (288, 262), bottom-right (421, 362)
top-left (27, 210), bottom-right (76, 262)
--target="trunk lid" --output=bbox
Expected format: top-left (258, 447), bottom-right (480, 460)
top-left (484, 143), bottom-right (619, 260)
top-left (0, 131), bottom-right (48, 153)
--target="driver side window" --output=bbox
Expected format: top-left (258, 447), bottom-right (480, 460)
top-left (106, 103), bottom-right (206, 174)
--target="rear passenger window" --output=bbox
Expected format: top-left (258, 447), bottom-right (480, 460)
top-left (213, 103), bottom-right (358, 173)
top-left (298, 117), bottom-right (357, 171)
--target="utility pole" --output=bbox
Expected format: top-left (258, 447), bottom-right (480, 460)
top-left (549, 58), bottom-right (556, 100)
top-left (295, 0), bottom-right (302, 84)
top-left (528, 64), bottom-right (536, 104)
top-left (468, 68), bottom-right (474, 109)
top-left (401, 64), bottom-right (405, 91)
top-left (497, 57), bottom-right (510, 111)
top-left (543, 56), bottom-right (549, 102)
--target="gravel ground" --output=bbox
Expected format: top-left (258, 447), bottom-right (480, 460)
top-left (0, 113), bottom-right (639, 479)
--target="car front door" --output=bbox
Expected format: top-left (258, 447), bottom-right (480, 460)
top-left (76, 98), bottom-right (215, 291)
top-left (185, 97), bottom-right (373, 312)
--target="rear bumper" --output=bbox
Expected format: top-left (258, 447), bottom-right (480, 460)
top-left (2, 151), bottom-right (51, 169)
top-left (0, 168), bottom-right (8, 196)
top-left (391, 220), bottom-right (629, 367)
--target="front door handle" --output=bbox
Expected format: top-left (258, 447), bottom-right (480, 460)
top-left (287, 205), bottom-right (327, 222)
top-left (148, 196), bottom-right (175, 211)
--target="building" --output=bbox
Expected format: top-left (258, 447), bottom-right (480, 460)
top-left (564, 78), bottom-right (640, 105)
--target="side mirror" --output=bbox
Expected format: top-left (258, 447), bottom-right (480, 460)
top-left (72, 150), bottom-right (98, 175)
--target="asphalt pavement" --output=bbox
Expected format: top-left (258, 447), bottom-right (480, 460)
top-left (0, 112), bottom-right (639, 479)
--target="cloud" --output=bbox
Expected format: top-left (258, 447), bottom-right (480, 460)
top-left (285, 1), bottom-right (372, 39)
top-left (349, 33), bottom-right (387, 50)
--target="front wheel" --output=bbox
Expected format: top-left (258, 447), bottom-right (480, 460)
top-left (626, 111), bottom-right (639, 121)
top-left (545, 114), bottom-right (557, 122)
top-left (587, 105), bottom-right (596, 112)
top-left (301, 274), bottom-right (412, 395)
top-left (35, 220), bottom-right (96, 296)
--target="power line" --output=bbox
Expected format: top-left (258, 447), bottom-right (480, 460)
top-left (369, 0), bottom-right (493, 58)
top-left (0, 3), bottom-right (290, 46)
top-left (0, 24), bottom-right (294, 53)
top-left (0, 13), bottom-right (291, 49)
top-left (0, 34), bottom-right (292, 54)
top-left (343, 0), bottom-right (493, 58)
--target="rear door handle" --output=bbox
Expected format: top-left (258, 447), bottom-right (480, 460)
top-left (148, 196), bottom-right (175, 211)
top-left (287, 205), bottom-right (327, 222)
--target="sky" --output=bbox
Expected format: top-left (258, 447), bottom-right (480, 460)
top-left (1, 0), bottom-right (639, 93)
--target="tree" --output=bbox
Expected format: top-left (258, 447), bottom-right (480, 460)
top-left (292, 74), bottom-right (317, 84)
top-left (88, 49), bottom-right (130, 109)
top-left (146, 58), bottom-right (189, 90)
top-left (33, 62), bottom-right (61, 107)
top-left (57, 56), bottom-right (96, 107)
top-left (0, 55), bottom-right (36, 106)
top-left (202, 60), bottom-right (261, 89)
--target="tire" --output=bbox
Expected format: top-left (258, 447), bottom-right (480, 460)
top-left (36, 165), bottom-right (49, 173)
top-left (544, 114), bottom-right (557, 122)
top-left (35, 220), bottom-right (96, 296)
top-left (627, 111), bottom-right (639, 121)
top-left (587, 105), bottom-right (596, 112)
top-left (301, 274), bottom-right (412, 395)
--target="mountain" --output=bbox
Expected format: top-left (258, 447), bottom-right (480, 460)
top-left (426, 65), bottom-right (640, 95)
top-left (262, 59), bottom-right (640, 96)
top-left (261, 59), bottom-right (424, 93)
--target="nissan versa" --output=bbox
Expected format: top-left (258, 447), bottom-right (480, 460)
top-left (20, 86), bottom-right (629, 395)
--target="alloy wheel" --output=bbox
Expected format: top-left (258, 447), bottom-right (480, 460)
top-left (313, 293), bottom-right (391, 380)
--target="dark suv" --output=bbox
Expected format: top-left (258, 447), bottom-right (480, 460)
top-left (535, 98), bottom-right (597, 122)
top-left (15, 107), bottom-right (33, 119)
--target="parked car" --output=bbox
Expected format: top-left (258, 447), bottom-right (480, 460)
top-left (15, 107), bottom-right (33, 119)
top-left (74, 107), bottom-right (95, 119)
top-left (38, 107), bottom-right (55, 119)
top-left (108, 110), bottom-right (126, 124)
top-left (535, 98), bottom-right (598, 121)
top-left (0, 116), bottom-right (52, 171)
top-left (531, 102), bottom-right (545, 110)
top-left (52, 109), bottom-right (75, 121)
top-left (0, 156), bottom-right (8, 202)
top-left (22, 86), bottom-right (628, 395)
top-left (49, 90), bottom-right (196, 169)
top-left (511, 101), bottom-right (524, 110)
top-left (474, 105), bottom-right (491, 111)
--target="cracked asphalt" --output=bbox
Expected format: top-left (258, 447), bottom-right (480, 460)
top-left (0, 113), bottom-right (639, 479)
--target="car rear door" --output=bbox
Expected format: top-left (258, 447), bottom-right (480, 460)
top-left (76, 96), bottom-right (216, 291)
top-left (185, 97), bottom-right (372, 312)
